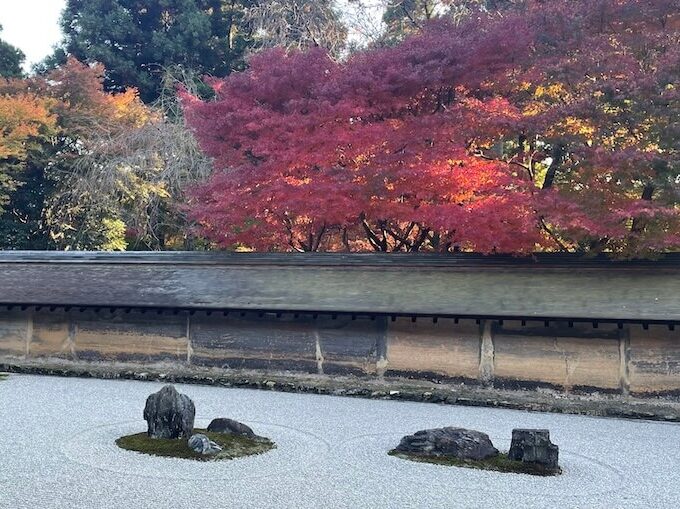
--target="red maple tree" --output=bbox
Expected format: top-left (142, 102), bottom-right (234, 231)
top-left (182, 0), bottom-right (679, 256)
top-left (493, 0), bottom-right (680, 256)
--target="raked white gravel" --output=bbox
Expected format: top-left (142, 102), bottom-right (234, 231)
top-left (1, 374), bottom-right (679, 509)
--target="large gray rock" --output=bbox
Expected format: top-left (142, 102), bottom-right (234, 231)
top-left (188, 434), bottom-right (222, 455)
top-left (143, 385), bottom-right (195, 439)
top-left (508, 429), bottom-right (559, 471)
top-left (395, 427), bottom-right (498, 460)
top-left (207, 418), bottom-right (255, 438)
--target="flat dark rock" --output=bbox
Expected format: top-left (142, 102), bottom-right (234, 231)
top-left (508, 429), bottom-right (559, 471)
top-left (395, 427), bottom-right (498, 461)
top-left (143, 385), bottom-right (195, 439)
top-left (207, 418), bottom-right (255, 438)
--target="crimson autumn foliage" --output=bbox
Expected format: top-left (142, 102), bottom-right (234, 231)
top-left (183, 0), bottom-right (680, 256)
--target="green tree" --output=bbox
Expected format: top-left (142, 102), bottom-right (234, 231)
top-left (0, 25), bottom-right (24, 78)
top-left (381, 0), bottom-right (518, 42)
top-left (57, 0), bottom-right (254, 102)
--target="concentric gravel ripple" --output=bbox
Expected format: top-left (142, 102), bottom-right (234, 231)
top-left (60, 419), bottom-right (330, 481)
top-left (335, 433), bottom-right (624, 500)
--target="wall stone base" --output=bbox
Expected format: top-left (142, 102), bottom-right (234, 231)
top-left (2, 359), bottom-right (680, 422)
top-left (1, 307), bottom-right (680, 402)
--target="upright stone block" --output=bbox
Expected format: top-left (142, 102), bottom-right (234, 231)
top-left (508, 429), bottom-right (559, 472)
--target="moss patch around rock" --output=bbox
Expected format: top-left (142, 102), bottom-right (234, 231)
top-left (116, 429), bottom-right (275, 461)
top-left (388, 450), bottom-right (562, 476)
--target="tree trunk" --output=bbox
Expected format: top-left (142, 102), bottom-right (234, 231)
top-left (631, 184), bottom-right (655, 233)
top-left (542, 144), bottom-right (564, 190)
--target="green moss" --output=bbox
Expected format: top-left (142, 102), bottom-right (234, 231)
top-left (388, 450), bottom-right (561, 476)
top-left (0, 373), bottom-right (7, 381)
top-left (116, 429), bottom-right (275, 461)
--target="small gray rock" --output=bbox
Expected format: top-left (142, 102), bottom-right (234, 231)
top-left (395, 427), bottom-right (498, 460)
top-left (188, 434), bottom-right (222, 455)
top-left (508, 429), bottom-right (559, 471)
top-left (207, 418), bottom-right (255, 437)
top-left (143, 385), bottom-right (195, 439)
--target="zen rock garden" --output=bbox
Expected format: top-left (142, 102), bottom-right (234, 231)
top-left (118, 384), bottom-right (560, 475)
top-left (115, 385), bottom-right (276, 461)
top-left (390, 426), bottom-right (561, 476)
top-left (5, 375), bottom-right (680, 508)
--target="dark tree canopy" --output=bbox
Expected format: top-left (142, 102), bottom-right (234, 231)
top-left (0, 25), bottom-right (24, 78)
top-left (381, 0), bottom-right (519, 42)
top-left (58, 0), bottom-right (255, 102)
top-left (247, 0), bottom-right (348, 57)
top-left (383, 0), bottom-right (444, 36)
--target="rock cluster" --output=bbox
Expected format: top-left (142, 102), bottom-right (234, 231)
top-left (188, 434), bottom-right (223, 455)
top-left (143, 385), bottom-right (195, 439)
top-left (394, 426), bottom-right (561, 473)
top-left (394, 427), bottom-right (499, 461)
top-left (508, 429), bottom-right (560, 472)
top-left (141, 385), bottom-right (265, 457)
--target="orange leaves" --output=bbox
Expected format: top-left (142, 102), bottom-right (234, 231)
top-left (283, 175), bottom-right (312, 186)
top-left (0, 92), bottom-right (55, 161)
top-left (45, 58), bottom-right (150, 135)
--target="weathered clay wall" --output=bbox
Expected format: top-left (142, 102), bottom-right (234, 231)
top-left (1, 308), bottom-right (678, 396)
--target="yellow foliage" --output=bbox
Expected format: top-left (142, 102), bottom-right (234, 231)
top-left (99, 218), bottom-right (128, 251)
top-left (522, 102), bottom-right (544, 117)
top-left (107, 89), bottom-right (155, 128)
top-left (534, 83), bottom-right (567, 100)
top-left (562, 116), bottom-right (596, 137)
